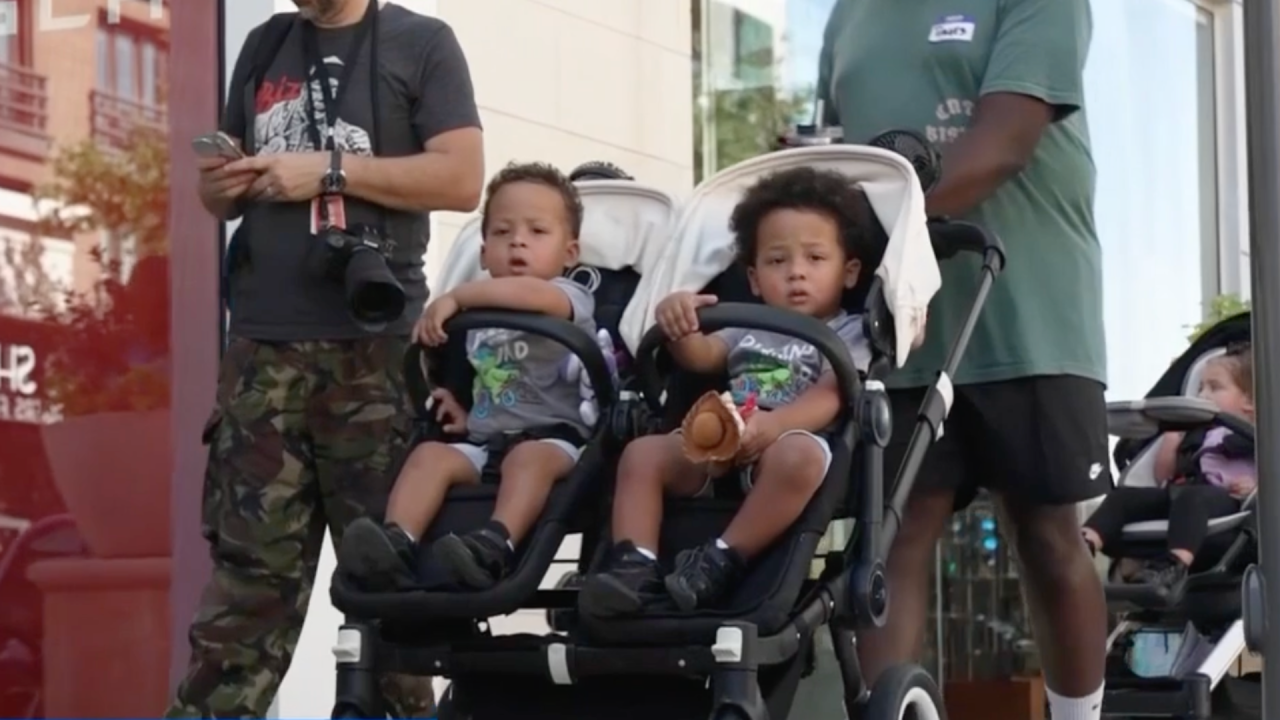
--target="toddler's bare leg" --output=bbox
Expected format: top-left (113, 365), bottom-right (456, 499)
top-left (492, 440), bottom-right (577, 545)
top-left (611, 433), bottom-right (708, 553)
top-left (386, 442), bottom-right (480, 537)
top-left (721, 434), bottom-right (827, 558)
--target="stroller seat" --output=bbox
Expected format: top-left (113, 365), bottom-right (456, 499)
top-left (327, 139), bottom-right (1007, 720)
top-left (328, 176), bottom-right (677, 622)
top-left (1098, 312), bottom-right (1258, 720)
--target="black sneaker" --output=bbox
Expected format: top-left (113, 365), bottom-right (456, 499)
top-left (338, 518), bottom-right (420, 592)
top-left (1133, 556), bottom-right (1190, 601)
top-left (578, 541), bottom-right (666, 617)
top-left (432, 527), bottom-right (513, 590)
top-left (664, 541), bottom-right (743, 612)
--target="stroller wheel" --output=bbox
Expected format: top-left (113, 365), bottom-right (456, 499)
top-left (860, 663), bottom-right (945, 720)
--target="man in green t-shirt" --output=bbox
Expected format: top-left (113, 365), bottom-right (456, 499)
top-left (818, 0), bottom-right (1108, 717)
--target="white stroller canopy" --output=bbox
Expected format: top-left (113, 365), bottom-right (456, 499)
top-left (433, 180), bottom-right (678, 354)
top-left (624, 145), bottom-right (941, 366)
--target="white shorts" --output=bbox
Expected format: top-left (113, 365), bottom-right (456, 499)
top-left (450, 438), bottom-right (584, 475)
top-left (688, 429), bottom-right (832, 498)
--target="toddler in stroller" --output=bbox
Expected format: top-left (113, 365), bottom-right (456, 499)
top-left (580, 167), bottom-right (875, 616)
top-left (339, 162), bottom-right (597, 592)
top-left (327, 137), bottom-right (1008, 720)
top-left (1083, 342), bottom-right (1255, 600)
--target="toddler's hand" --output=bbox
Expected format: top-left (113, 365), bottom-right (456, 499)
top-left (656, 291), bottom-right (717, 341)
top-left (737, 411), bottom-right (782, 464)
top-left (431, 388), bottom-right (468, 434)
top-left (416, 294), bottom-right (460, 346)
top-left (1227, 475), bottom-right (1256, 497)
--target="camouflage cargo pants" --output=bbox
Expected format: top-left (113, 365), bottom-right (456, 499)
top-left (166, 337), bottom-right (435, 718)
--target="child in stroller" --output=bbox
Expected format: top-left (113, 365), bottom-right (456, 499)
top-left (338, 162), bottom-right (597, 592)
top-left (580, 167), bottom-right (874, 616)
top-left (1083, 341), bottom-right (1255, 597)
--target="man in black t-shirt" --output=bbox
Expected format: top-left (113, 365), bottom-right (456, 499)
top-left (169, 0), bottom-right (483, 716)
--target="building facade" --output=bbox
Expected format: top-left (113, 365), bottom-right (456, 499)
top-left (0, 0), bottom-right (1251, 717)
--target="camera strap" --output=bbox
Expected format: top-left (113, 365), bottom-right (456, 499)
top-left (301, 0), bottom-right (375, 153)
top-left (300, 0), bottom-right (388, 239)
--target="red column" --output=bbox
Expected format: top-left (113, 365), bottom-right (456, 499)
top-left (165, 0), bottom-right (223, 694)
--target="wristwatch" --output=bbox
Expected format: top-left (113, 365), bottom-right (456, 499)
top-left (322, 147), bottom-right (347, 194)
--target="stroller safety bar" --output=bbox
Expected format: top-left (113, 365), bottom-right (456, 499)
top-left (1106, 398), bottom-right (1255, 443)
top-left (403, 309), bottom-right (619, 423)
top-left (633, 303), bottom-right (864, 415)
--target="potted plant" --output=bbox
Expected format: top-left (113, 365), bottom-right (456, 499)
top-left (1187, 294), bottom-right (1250, 343)
top-left (12, 127), bottom-right (172, 558)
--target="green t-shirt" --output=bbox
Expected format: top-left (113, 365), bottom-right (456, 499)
top-left (818, 0), bottom-right (1106, 388)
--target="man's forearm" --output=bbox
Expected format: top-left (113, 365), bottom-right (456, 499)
top-left (344, 152), bottom-right (482, 213)
top-left (925, 92), bottom-right (1055, 218)
top-left (925, 126), bottom-right (1027, 218)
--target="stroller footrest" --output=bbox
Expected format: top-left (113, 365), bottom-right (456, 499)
top-left (1102, 674), bottom-right (1213, 719)
top-left (1105, 582), bottom-right (1184, 611)
top-left (377, 634), bottom-right (717, 680)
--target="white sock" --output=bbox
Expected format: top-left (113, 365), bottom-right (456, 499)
top-left (1046, 683), bottom-right (1104, 720)
top-left (715, 537), bottom-right (730, 550)
top-left (395, 526), bottom-right (415, 543)
top-left (634, 546), bottom-right (657, 561)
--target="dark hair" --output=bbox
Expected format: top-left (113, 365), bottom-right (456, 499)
top-left (728, 166), bottom-right (875, 266)
top-left (481, 161), bottom-right (584, 238)
top-left (1218, 341), bottom-right (1254, 396)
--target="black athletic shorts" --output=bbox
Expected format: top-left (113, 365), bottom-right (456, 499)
top-left (883, 374), bottom-right (1112, 509)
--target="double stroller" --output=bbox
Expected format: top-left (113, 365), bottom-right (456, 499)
top-left (327, 137), bottom-right (1005, 719)
top-left (1098, 311), bottom-right (1261, 719)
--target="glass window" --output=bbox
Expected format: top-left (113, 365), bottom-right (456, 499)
top-left (140, 40), bottom-right (156, 106)
top-left (0, 1), bottom-right (215, 716)
top-left (692, 0), bottom-right (835, 180)
top-left (112, 31), bottom-right (137, 99)
top-left (1086, 0), bottom-right (1222, 401)
top-left (0, 0), bottom-right (20, 65)
top-left (96, 26), bottom-right (109, 88)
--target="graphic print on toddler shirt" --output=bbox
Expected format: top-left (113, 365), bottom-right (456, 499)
top-left (468, 329), bottom-right (528, 419)
top-left (727, 333), bottom-right (820, 408)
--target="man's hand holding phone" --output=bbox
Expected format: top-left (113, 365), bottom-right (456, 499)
top-left (193, 133), bottom-right (259, 215)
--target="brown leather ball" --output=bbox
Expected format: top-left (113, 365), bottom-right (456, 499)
top-left (689, 412), bottom-right (725, 448)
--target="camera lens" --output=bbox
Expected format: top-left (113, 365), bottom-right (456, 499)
top-left (344, 249), bottom-right (405, 329)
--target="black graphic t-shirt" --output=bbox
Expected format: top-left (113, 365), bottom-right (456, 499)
top-left (222, 4), bottom-right (482, 340)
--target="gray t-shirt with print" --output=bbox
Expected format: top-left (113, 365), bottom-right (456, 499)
top-left (465, 278), bottom-right (597, 443)
top-left (222, 5), bottom-right (481, 341)
top-left (714, 312), bottom-right (870, 410)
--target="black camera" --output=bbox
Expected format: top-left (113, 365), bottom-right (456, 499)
top-left (320, 224), bottom-right (405, 331)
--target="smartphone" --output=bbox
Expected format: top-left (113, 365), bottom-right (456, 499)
top-left (192, 132), bottom-right (244, 160)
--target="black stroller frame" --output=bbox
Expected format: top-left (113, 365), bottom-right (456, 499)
top-left (327, 206), bottom-right (1005, 717)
